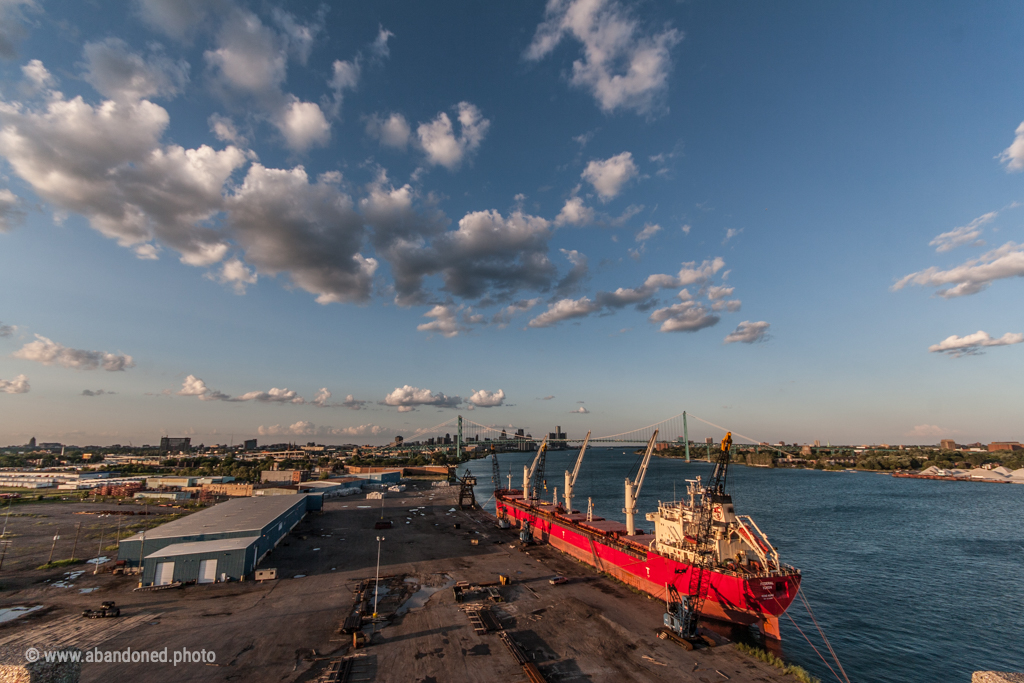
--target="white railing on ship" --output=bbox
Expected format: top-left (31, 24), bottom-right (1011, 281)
top-left (734, 515), bottom-right (780, 570)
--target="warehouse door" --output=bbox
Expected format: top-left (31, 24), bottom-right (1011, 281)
top-left (198, 559), bottom-right (218, 584)
top-left (155, 562), bottom-right (175, 586)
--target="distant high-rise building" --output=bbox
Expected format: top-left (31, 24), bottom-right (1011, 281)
top-left (940, 439), bottom-right (956, 450)
top-left (28, 437), bottom-right (36, 448)
top-left (814, 440), bottom-right (821, 448)
top-left (549, 426), bottom-right (567, 441)
top-left (243, 439), bottom-right (257, 451)
top-left (159, 437), bottom-right (192, 453)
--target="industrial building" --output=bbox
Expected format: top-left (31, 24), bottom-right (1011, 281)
top-left (119, 494), bottom-right (320, 586)
top-left (255, 477), bottom-right (363, 497)
top-left (352, 469), bottom-right (402, 484)
top-left (159, 436), bottom-right (192, 453)
top-left (260, 469), bottom-right (310, 484)
top-left (0, 470), bottom-right (143, 489)
top-left (133, 491), bottom-right (191, 502)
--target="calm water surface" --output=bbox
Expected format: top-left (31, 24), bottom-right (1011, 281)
top-left (459, 447), bottom-right (1024, 683)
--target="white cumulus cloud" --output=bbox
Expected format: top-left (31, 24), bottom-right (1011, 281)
top-left (366, 112), bottom-right (411, 150)
top-left (528, 297), bottom-right (601, 328)
top-left (893, 241), bottom-right (1024, 298)
top-left (135, 0), bottom-right (209, 41)
top-left (227, 164), bottom-right (377, 304)
top-left (929, 212), bottom-right (994, 253)
top-left (469, 389), bottom-right (506, 407)
top-left (554, 195), bottom-right (595, 227)
top-left (0, 374), bottom-right (29, 394)
top-left (999, 121), bottom-right (1024, 172)
top-left (723, 321), bottom-right (770, 344)
top-left (236, 387), bottom-right (304, 404)
top-left (82, 38), bottom-right (189, 103)
top-left (278, 97), bottom-right (330, 151)
top-left (13, 335), bottom-right (135, 371)
top-left (928, 330), bottom-right (1024, 358)
top-left (21, 59), bottom-right (54, 90)
top-left (177, 374), bottom-right (306, 403)
top-left (213, 257), bottom-right (257, 294)
top-left (581, 151), bottom-right (637, 201)
top-left (0, 80), bottom-right (244, 265)
top-left (525, 0), bottom-right (681, 114)
top-left (383, 385), bottom-right (462, 410)
top-left (341, 394), bottom-right (368, 410)
top-left (417, 304), bottom-right (464, 338)
top-left (635, 223), bottom-right (661, 242)
top-left (416, 102), bottom-right (490, 170)
top-left (649, 298), bottom-right (719, 333)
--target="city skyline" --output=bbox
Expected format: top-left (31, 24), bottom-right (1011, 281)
top-left (2, 0), bottom-right (1024, 446)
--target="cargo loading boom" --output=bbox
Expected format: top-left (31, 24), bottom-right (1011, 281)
top-left (563, 431), bottom-right (590, 513)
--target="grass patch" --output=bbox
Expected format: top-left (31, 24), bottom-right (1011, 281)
top-left (103, 544), bottom-right (120, 552)
top-left (124, 512), bottom-right (185, 534)
top-left (36, 558), bottom-right (86, 571)
top-left (735, 643), bottom-right (820, 683)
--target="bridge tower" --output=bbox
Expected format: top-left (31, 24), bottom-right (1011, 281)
top-left (457, 415), bottom-right (463, 461)
top-left (684, 411), bottom-right (690, 463)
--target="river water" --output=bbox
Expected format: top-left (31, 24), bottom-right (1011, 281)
top-left (458, 447), bottom-right (1024, 683)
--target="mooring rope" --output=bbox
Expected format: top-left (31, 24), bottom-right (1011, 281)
top-left (782, 608), bottom-right (845, 683)
top-left (798, 587), bottom-right (851, 683)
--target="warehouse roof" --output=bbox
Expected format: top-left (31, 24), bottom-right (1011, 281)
top-left (145, 536), bottom-right (259, 559)
top-left (124, 494), bottom-right (310, 542)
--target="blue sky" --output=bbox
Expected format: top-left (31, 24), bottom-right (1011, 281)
top-left (1, 0), bottom-right (1023, 447)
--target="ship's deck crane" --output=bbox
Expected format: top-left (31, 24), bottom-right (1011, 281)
top-left (522, 440), bottom-right (548, 501)
top-left (679, 431), bottom-right (733, 640)
top-left (624, 430), bottom-right (658, 536)
top-left (563, 431), bottom-right (590, 512)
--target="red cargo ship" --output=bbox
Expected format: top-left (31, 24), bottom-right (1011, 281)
top-left (493, 434), bottom-right (801, 639)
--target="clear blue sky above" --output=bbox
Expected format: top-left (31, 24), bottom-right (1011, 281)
top-left (1, 0), bottom-right (1023, 447)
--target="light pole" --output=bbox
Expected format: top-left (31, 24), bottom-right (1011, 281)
top-left (372, 535), bottom-right (384, 621)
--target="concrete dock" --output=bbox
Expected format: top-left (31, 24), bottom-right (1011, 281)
top-left (0, 483), bottom-right (799, 682)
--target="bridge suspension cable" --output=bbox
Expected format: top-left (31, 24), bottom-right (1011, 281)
top-left (407, 417), bottom-right (460, 441)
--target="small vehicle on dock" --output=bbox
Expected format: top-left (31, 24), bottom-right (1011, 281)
top-left (82, 601), bottom-right (120, 618)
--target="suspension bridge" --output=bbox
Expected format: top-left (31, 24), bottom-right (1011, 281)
top-left (368, 410), bottom-right (785, 460)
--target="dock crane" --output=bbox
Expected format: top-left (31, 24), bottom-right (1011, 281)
top-left (522, 440), bottom-right (548, 501)
top-left (624, 430), bottom-right (658, 536)
top-left (563, 431), bottom-right (590, 513)
top-left (674, 431), bottom-right (734, 642)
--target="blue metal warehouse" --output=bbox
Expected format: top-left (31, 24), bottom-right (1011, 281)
top-left (118, 494), bottom-right (317, 585)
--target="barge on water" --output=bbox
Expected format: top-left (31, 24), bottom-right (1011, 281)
top-left (494, 433), bottom-right (801, 639)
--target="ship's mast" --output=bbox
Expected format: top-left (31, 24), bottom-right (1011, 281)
top-left (624, 430), bottom-right (658, 536)
top-left (564, 430), bottom-right (590, 513)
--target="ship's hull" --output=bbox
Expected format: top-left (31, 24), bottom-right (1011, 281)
top-left (496, 492), bottom-right (800, 639)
